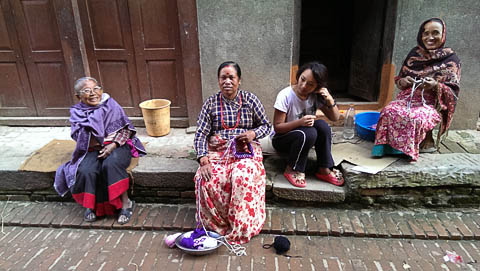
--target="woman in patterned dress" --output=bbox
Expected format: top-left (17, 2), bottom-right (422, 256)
top-left (372, 18), bottom-right (461, 161)
top-left (193, 61), bottom-right (272, 244)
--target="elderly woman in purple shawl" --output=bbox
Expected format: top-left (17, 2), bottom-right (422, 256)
top-left (55, 77), bottom-right (146, 224)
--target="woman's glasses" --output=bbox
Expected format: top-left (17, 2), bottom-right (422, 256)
top-left (78, 86), bottom-right (102, 95)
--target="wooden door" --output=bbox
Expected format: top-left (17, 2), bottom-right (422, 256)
top-left (0, 0), bottom-right (37, 116)
top-left (78, 0), bottom-right (141, 116)
top-left (129, 0), bottom-right (187, 117)
top-left (78, 0), bottom-right (187, 117)
top-left (348, 0), bottom-right (386, 101)
top-left (9, 0), bottom-right (75, 116)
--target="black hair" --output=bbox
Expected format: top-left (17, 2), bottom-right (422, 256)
top-left (217, 61), bottom-right (242, 79)
top-left (296, 62), bottom-right (328, 89)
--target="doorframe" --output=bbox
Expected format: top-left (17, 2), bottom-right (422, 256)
top-left (177, 0), bottom-right (203, 127)
top-left (291, 0), bottom-right (398, 112)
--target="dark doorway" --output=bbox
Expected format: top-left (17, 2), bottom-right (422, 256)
top-left (300, 0), bottom-right (390, 102)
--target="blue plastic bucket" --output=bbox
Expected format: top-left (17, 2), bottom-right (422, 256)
top-left (355, 112), bottom-right (380, 141)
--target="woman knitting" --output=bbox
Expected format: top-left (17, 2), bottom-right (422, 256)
top-left (193, 61), bottom-right (272, 244)
top-left (373, 18), bottom-right (461, 161)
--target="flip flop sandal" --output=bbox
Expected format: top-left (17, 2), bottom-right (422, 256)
top-left (84, 208), bottom-right (96, 222)
top-left (315, 169), bottom-right (344, 186)
top-left (284, 171), bottom-right (306, 188)
top-left (117, 200), bottom-right (135, 225)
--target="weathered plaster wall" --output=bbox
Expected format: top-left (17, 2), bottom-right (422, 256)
top-left (393, 1), bottom-right (480, 129)
top-left (196, 0), bottom-right (297, 121)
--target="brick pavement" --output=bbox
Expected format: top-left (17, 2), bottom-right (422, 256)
top-left (1, 227), bottom-right (480, 270)
top-left (2, 202), bottom-right (480, 270)
top-left (2, 201), bottom-right (480, 241)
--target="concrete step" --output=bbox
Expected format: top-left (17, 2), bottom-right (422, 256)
top-left (1, 127), bottom-right (480, 207)
top-left (262, 154), bottom-right (346, 203)
top-left (2, 152), bottom-right (480, 207)
top-left (272, 173), bottom-right (345, 202)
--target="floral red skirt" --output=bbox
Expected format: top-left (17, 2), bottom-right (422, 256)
top-left (194, 135), bottom-right (266, 244)
top-left (374, 98), bottom-right (440, 161)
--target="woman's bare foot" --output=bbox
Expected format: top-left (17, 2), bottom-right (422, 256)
top-left (420, 131), bottom-right (435, 149)
top-left (420, 131), bottom-right (436, 152)
top-left (316, 167), bottom-right (331, 175)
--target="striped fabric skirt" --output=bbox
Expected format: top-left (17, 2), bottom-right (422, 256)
top-left (71, 144), bottom-right (131, 216)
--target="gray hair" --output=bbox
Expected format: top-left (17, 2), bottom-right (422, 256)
top-left (74, 77), bottom-right (98, 94)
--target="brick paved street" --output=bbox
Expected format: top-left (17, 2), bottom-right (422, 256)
top-left (1, 202), bottom-right (480, 270)
top-left (1, 227), bottom-right (480, 270)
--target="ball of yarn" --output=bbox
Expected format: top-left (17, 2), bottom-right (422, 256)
top-left (164, 232), bottom-right (182, 248)
top-left (273, 236), bottom-right (290, 255)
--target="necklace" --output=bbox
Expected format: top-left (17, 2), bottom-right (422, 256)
top-left (220, 93), bottom-right (242, 130)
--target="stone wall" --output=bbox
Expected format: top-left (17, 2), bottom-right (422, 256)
top-left (393, 0), bottom-right (480, 129)
top-left (196, 0), bottom-right (297, 121)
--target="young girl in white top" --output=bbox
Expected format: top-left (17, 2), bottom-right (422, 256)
top-left (272, 62), bottom-right (344, 187)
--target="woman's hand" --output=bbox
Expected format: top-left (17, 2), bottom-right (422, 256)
top-left (397, 76), bottom-right (415, 89)
top-left (198, 156), bottom-right (212, 181)
top-left (236, 130), bottom-right (256, 144)
top-left (98, 143), bottom-right (117, 159)
top-left (421, 77), bottom-right (439, 91)
top-left (300, 115), bottom-right (316, 127)
top-left (316, 87), bottom-right (335, 106)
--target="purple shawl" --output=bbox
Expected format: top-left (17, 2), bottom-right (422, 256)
top-left (54, 95), bottom-right (146, 196)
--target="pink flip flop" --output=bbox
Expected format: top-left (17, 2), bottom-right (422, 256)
top-left (315, 169), bottom-right (344, 186)
top-left (284, 171), bottom-right (306, 188)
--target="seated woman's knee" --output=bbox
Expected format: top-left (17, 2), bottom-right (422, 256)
top-left (314, 119), bottom-right (331, 134)
top-left (302, 126), bottom-right (318, 146)
top-left (76, 166), bottom-right (97, 180)
top-left (101, 150), bottom-right (124, 170)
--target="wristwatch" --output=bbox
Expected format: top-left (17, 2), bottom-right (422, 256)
top-left (327, 100), bottom-right (337, 109)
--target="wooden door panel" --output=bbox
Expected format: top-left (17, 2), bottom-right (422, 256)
top-left (130, 0), bottom-right (187, 117)
top-left (96, 61), bottom-right (135, 107)
top-left (12, 0), bottom-right (73, 116)
top-left (0, 0), bottom-right (36, 116)
top-left (80, 0), bottom-right (141, 116)
top-left (0, 6), bottom-right (10, 44)
top-left (0, 64), bottom-right (30, 107)
top-left (140, 0), bottom-right (174, 48)
top-left (36, 62), bottom-right (70, 108)
top-left (21, 0), bottom-right (61, 51)
top-left (88, 1), bottom-right (125, 49)
top-left (147, 60), bottom-right (179, 104)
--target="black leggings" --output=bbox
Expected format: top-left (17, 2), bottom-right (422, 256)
top-left (272, 119), bottom-right (334, 173)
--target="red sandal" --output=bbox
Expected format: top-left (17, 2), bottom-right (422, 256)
top-left (315, 169), bottom-right (344, 186)
top-left (284, 170), bottom-right (306, 188)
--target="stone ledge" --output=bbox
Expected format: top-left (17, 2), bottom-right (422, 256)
top-left (345, 153), bottom-right (480, 189)
top-left (272, 173), bottom-right (346, 202)
top-left (132, 157), bottom-right (197, 188)
top-left (0, 170), bottom-right (54, 190)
